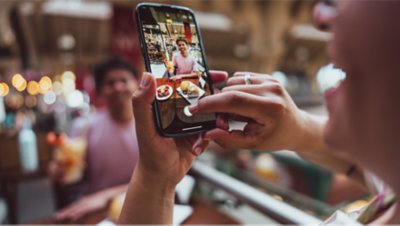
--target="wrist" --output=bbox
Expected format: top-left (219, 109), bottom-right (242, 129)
top-left (295, 110), bottom-right (328, 154)
top-left (134, 162), bottom-right (177, 194)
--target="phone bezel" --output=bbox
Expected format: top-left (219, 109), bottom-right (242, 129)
top-left (135, 2), bottom-right (216, 137)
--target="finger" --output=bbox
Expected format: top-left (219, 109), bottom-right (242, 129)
top-left (209, 70), bottom-right (228, 84)
top-left (204, 128), bottom-right (257, 149)
top-left (222, 84), bottom-right (266, 95)
top-left (189, 91), bottom-right (267, 121)
top-left (227, 75), bottom-right (275, 86)
top-left (191, 135), bottom-right (209, 156)
top-left (132, 73), bottom-right (158, 140)
top-left (216, 115), bottom-right (229, 130)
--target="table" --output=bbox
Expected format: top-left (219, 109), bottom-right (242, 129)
top-left (28, 198), bottom-right (239, 225)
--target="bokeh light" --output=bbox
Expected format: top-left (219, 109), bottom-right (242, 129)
top-left (61, 71), bottom-right (76, 94)
top-left (0, 83), bottom-right (10, 97)
top-left (16, 80), bottom-right (27, 92)
top-left (5, 93), bottom-right (24, 109)
top-left (61, 71), bottom-right (76, 82)
top-left (25, 95), bottom-right (38, 108)
top-left (43, 91), bottom-right (57, 105)
top-left (66, 90), bottom-right (84, 108)
top-left (39, 76), bottom-right (53, 94)
top-left (12, 74), bottom-right (27, 92)
top-left (52, 81), bottom-right (63, 95)
top-left (27, 81), bottom-right (40, 95)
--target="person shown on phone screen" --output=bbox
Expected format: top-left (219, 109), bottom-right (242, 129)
top-left (167, 37), bottom-right (200, 81)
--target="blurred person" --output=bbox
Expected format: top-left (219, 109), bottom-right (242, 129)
top-left (50, 57), bottom-right (140, 222)
top-left (120, 0), bottom-right (400, 224)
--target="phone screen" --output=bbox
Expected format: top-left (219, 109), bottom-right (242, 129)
top-left (137, 5), bottom-right (216, 136)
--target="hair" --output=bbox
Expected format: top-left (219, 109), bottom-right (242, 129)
top-left (175, 37), bottom-right (189, 46)
top-left (93, 57), bottom-right (138, 93)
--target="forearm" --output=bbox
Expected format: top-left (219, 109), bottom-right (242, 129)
top-left (296, 111), bottom-right (366, 187)
top-left (118, 163), bottom-right (176, 224)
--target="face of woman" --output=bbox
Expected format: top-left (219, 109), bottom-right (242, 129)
top-left (316, 0), bottom-right (400, 176)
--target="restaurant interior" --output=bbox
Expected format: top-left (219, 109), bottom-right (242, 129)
top-left (0, 0), bottom-right (371, 224)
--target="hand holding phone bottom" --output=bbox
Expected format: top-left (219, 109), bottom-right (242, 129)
top-left (119, 71), bottom-right (228, 224)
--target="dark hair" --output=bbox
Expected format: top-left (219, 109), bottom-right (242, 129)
top-left (93, 57), bottom-right (138, 93)
top-left (176, 37), bottom-right (189, 46)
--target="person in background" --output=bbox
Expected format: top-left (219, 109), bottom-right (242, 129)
top-left (119, 0), bottom-right (400, 224)
top-left (49, 57), bottom-right (140, 222)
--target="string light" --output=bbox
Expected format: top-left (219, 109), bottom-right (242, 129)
top-left (39, 76), bottom-right (53, 94)
top-left (0, 83), bottom-right (9, 96)
top-left (27, 81), bottom-right (40, 95)
top-left (12, 74), bottom-right (27, 92)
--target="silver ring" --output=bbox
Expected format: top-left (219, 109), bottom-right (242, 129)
top-left (244, 74), bottom-right (251, 85)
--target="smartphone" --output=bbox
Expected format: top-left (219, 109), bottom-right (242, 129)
top-left (136, 3), bottom-right (216, 137)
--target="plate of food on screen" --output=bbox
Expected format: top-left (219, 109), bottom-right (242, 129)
top-left (156, 85), bottom-right (173, 101)
top-left (177, 81), bottom-right (205, 105)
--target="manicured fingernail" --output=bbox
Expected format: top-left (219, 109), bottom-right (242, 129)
top-left (194, 147), bottom-right (203, 156)
top-left (140, 73), bottom-right (152, 88)
top-left (188, 104), bottom-right (198, 114)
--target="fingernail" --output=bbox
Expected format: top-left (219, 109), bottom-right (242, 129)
top-left (188, 104), bottom-right (198, 114)
top-left (140, 73), bottom-right (152, 88)
top-left (194, 147), bottom-right (203, 156)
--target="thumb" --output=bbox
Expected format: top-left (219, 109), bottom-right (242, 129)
top-left (132, 72), bottom-right (158, 138)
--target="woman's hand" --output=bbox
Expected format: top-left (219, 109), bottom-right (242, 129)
top-left (189, 72), bottom-right (315, 152)
top-left (132, 70), bottom-right (227, 185)
top-left (119, 70), bottom-right (227, 224)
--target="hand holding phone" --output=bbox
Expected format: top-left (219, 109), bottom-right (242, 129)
top-left (136, 3), bottom-right (216, 137)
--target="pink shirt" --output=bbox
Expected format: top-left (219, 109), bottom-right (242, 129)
top-left (173, 52), bottom-right (196, 75)
top-left (71, 109), bottom-right (139, 194)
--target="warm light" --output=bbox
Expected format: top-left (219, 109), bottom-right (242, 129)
top-left (12, 74), bottom-right (27, 91)
top-left (27, 81), bottom-right (40, 95)
top-left (52, 81), bottom-right (63, 95)
top-left (62, 79), bottom-right (75, 94)
top-left (16, 80), bottom-right (27, 92)
top-left (61, 71), bottom-right (76, 94)
top-left (43, 91), bottom-right (57, 105)
top-left (0, 83), bottom-right (9, 96)
top-left (61, 71), bottom-right (76, 82)
top-left (39, 76), bottom-right (53, 94)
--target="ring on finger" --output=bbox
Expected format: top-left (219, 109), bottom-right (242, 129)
top-left (244, 74), bottom-right (252, 85)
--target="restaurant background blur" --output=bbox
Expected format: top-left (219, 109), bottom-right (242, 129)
top-left (0, 0), bottom-right (366, 224)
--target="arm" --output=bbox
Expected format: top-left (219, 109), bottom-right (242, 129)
top-left (54, 184), bottom-right (128, 222)
top-left (119, 71), bottom-right (227, 224)
top-left (119, 165), bottom-right (175, 224)
top-left (190, 72), bottom-right (366, 187)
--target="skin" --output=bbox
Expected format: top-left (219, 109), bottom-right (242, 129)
top-left (118, 71), bottom-right (227, 224)
top-left (322, 1), bottom-right (400, 222)
top-left (53, 69), bottom-right (138, 222)
top-left (170, 40), bottom-right (200, 81)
